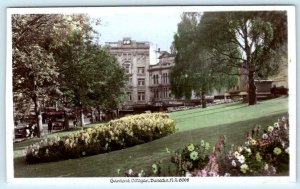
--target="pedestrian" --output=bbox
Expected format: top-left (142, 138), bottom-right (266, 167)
top-left (48, 119), bottom-right (53, 134)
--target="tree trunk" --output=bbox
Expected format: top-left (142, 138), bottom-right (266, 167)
top-left (90, 109), bottom-right (94, 123)
top-left (64, 111), bottom-right (69, 130)
top-left (97, 106), bottom-right (102, 122)
top-left (32, 95), bottom-right (43, 138)
top-left (80, 107), bottom-right (85, 127)
top-left (248, 70), bottom-right (257, 105)
top-left (201, 91), bottom-right (207, 108)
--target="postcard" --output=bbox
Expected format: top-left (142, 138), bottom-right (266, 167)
top-left (6, 6), bottom-right (296, 185)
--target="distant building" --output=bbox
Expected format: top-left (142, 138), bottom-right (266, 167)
top-left (106, 38), bottom-right (151, 109)
top-left (148, 50), bottom-right (175, 106)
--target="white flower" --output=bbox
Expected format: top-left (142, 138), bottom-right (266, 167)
top-left (237, 146), bottom-right (243, 153)
top-left (138, 170), bottom-right (145, 177)
top-left (185, 171), bottom-right (192, 177)
top-left (274, 122), bottom-right (279, 128)
top-left (284, 123), bottom-right (288, 130)
top-left (285, 147), bottom-right (289, 154)
top-left (268, 126), bottom-right (274, 133)
top-left (128, 169), bottom-right (133, 175)
top-left (82, 151), bottom-right (86, 156)
top-left (231, 160), bottom-right (237, 167)
top-left (282, 116), bottom-right (286, 122)
top-left (264, 164), bottom-right (269, 171)
top-left (245, 141), bottom-right (250, 146)
top-left (234, 151), bottom-right (240, 158)
top-left (224, 173), bottom-right (231, 177)
top-left (237, 155), bottom-right (245, 164)
top-left (244, 147), bottom-right (251, 155)
top-left (262, 133), bottom-right (268, 140)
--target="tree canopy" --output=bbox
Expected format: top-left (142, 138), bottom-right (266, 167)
top-left (12, 14), bottom-right (127, 135)
top-left (170, 13), bottom-right (238, 107)
top-left (171, 11), bottom-right (287, 106)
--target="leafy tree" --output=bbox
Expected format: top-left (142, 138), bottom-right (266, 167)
top-left (197, 11), bottom-right (287, 105)
top-left (12, 14), bottom-right (102, 136)
top-left (12, 14), bottom-right (67, 137)
top-left (54, 29), bottom-right (126, 126)
top-left (170, 13), bottom-right (237, 108)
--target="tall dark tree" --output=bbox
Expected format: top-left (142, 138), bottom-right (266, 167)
top-left (170, 13), bottom-right (237, 108)
top-left (197, 11), bottom-right (287, 105)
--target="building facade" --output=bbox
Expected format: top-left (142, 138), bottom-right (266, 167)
top-left (106, 38), bottom-right (151, 109)
top-left (148, 51), bottom-right (175, 106)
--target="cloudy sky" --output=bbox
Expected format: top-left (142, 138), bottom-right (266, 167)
top-left (88, 8), bottom-right (184, 64)
top-left (90, 9), bottom-right (183, 52)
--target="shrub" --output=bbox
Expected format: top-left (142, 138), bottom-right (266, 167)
top-left (25, 113), bottom-right (176, 163)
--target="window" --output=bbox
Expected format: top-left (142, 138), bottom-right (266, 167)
top-left (138, 92), bottom-right (145, 101)
top-left (127, 92), bottom-right (132, 101)
top-left (165, 88), bottom-right (168, 98)
top-left (153, 89), bottom-right (159, 99)
top-left (138, 67), bottom-right (145, 74)
top-left (123, 63), bottom-right (131, 74)
top-left (128, 77), bottom-right (132, 85)
top-left (162, 73), bottom-right (168, 84)
top-left (153, 75), bottom-right (159, 84)
top-left (138, 78), bottom-right (145, 86)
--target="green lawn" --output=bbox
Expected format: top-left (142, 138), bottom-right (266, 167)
top-left (13, 97), bottom-right (289, 177)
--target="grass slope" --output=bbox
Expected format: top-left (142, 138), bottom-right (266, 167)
top-left (14, 97), bottom-right (288, 177)
top-left (171, 96), bottom-right (288, 131)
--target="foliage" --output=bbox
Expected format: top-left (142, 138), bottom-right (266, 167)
top-left (171, 141), bottom-right (211, 176)
top-left (170, 13), bottom-right (238, 106)
top-left (197, 11), bottom-right (287, 105)
top-left (53, 22), bottom-right (127, 126)
top-left (12, 14), bottom-right (72, 137)
top-left (25, 113), bottom-right (176, 163)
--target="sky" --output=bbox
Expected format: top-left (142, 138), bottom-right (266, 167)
top-left (89, 10), bottom-right (182, 64)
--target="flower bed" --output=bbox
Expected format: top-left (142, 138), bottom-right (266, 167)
top-left (124, 115), bottom-right (289, 177)
top-left (25, 113), bottom-right (176, 164)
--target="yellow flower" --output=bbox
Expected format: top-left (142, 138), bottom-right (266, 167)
top-left (205, 142), bottom-right (210, 150)
top-left (240, 164), bottom-right (249, 173)
top-left (200, 140), bottom-right (205, 147)
top-left (187, 144), bottom-right (195, 152)
top-left (152, 164), bottom-right (158, 174)
top-left (273, 147), bottom-right (282, 155)
top-left (190, 151), bottom-right (199, 160)
top-left (256, 152), bottom-right (262, 162)
top-left (250, 139), bottom-right (257, 145)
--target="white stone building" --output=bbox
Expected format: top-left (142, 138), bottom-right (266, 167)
top-left (106, 38), bottom-right (151, 109)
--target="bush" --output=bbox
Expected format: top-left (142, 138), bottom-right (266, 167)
top-left (26, 113), bottom-right (176, 163)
